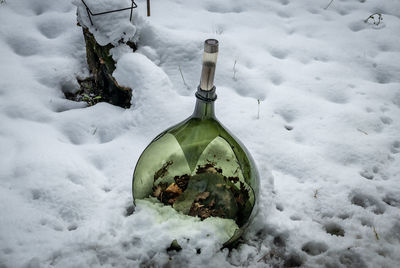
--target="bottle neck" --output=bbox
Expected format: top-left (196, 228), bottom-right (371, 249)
top-left (192, 98), bottom-right (215, 119)
top-left (192, 86), bottom-right (217, 119)
top-left (194, 39), bottom-right (219, 120)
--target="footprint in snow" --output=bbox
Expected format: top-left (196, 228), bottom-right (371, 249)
top-left (359, 170), bottom-right (374, 180)
top-left (270, 73), bottom-right (284, 85)
top-left (283, 253), bottom-right (303, 267)
top-left (307, 8), bottom-right (320, 15)
top-left (324, 222), bottom-right (345, 237)
top-left (277, 10), bottom-right (292, 19)
top-left (273, 234), bottom-right (288, 247)
top-left (6, 36), bottom-right (42, 57)
top-left (338, 250), bottom-right (367, 267)
top-left (390, 141), bottom-right (400, 154)
top-left (360, 217), bottom-right (373, 227)
top-left (349, 191), bottom-right (386, 215)
top-left (275, 107), bottom-right (297, 123)
top-left (336, 8), bottom-right (351, 16)
top-left (280, 0), bottom-right (290, 6)
top-left (269, 48), bottom-right (289, 60)
top-left (24, 0), bottom-right (59, 16)
top-left (380, 116), bottom-right (393, 125)
top-left (322, 87), bottom-right (349, 104)
top-left (338, 213), bottom-right (350, 220)
top-left (24, 0), bottom-right (72, 16)
top-left (37, 17), bottom-right (68, 39)
top-left (374, 69), bottom-right (392, 84)
top-left (382, 193), bottom-right (400, 208)
top-left (290, 215), bottom-right (302, 221)
top-left (301, 241), bottom-right (328, 256)
top-left (68, 224), bottom-right (78, 231)
top-left (348, 21), bottom-right (367, 32)
top-left (205, 3), bottom-right (243, 14)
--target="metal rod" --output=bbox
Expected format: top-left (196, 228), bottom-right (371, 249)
top-left (81, 0), bottom-right (91, 11)
top-left (86, 8), bottom-right (93, 25)
top-left (81, 0), bottom-right (138, 26)
top-left (147, 0), bottom-right (151, 17)
top-left (91, 6), bottom-right (135, 16)
top-left (130, 1), bottom-right (133, 22)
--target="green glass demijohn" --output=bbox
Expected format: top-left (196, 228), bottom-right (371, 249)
top-left (132, 39), bottom-right (260, 247)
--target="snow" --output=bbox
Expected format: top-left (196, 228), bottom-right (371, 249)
top-left (136, 198), bottom-right (239, 247)
top-left (74, 0), bottom-right (139, 46)
top-left (0, 0), bottom-right (400, 267)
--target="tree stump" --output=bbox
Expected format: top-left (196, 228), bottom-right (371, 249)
top-left (66, 26), bottom-right (135, 108)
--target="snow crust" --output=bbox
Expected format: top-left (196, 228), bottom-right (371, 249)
top-left (0, 0), bottom-right (400, 267)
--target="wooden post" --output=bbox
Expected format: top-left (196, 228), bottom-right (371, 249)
top-left (147, 0), bottom-right (151, 17)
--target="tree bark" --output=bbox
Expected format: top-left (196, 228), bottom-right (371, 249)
top-left (73, 27), bottom-right (135, 108)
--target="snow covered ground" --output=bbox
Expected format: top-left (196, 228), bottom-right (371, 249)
top-left (1, 0), bottom-right (400, 267)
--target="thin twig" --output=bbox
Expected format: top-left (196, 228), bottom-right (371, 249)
top-left (314, 189), bottom-right (319, 199)
top-left (373, 227), bottom-right (380, 240)
top-left (257, 99), bottom-right (260, 119)
top-left (178, 65), bottom-right (190, 90)
top-left (324, 0), bottom-right (334, 10)
top-left (232, 60), bottom-right (237, 81)
top-left (357, 128), bottom-right (368, 135)
top-left (257, 250), bottom-right (274, 262)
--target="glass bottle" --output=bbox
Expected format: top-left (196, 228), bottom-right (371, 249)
top-left (132, 39), bottom-right (259, 247)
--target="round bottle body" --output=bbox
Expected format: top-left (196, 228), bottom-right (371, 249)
top-left (132, 115), bottom-right (259, 246)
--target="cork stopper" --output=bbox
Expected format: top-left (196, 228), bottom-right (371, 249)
top-left (200, 39), bottom-right (219, 91)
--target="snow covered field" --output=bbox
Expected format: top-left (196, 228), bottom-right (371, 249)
top-left (1, 0), bottom-right (400, 267)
